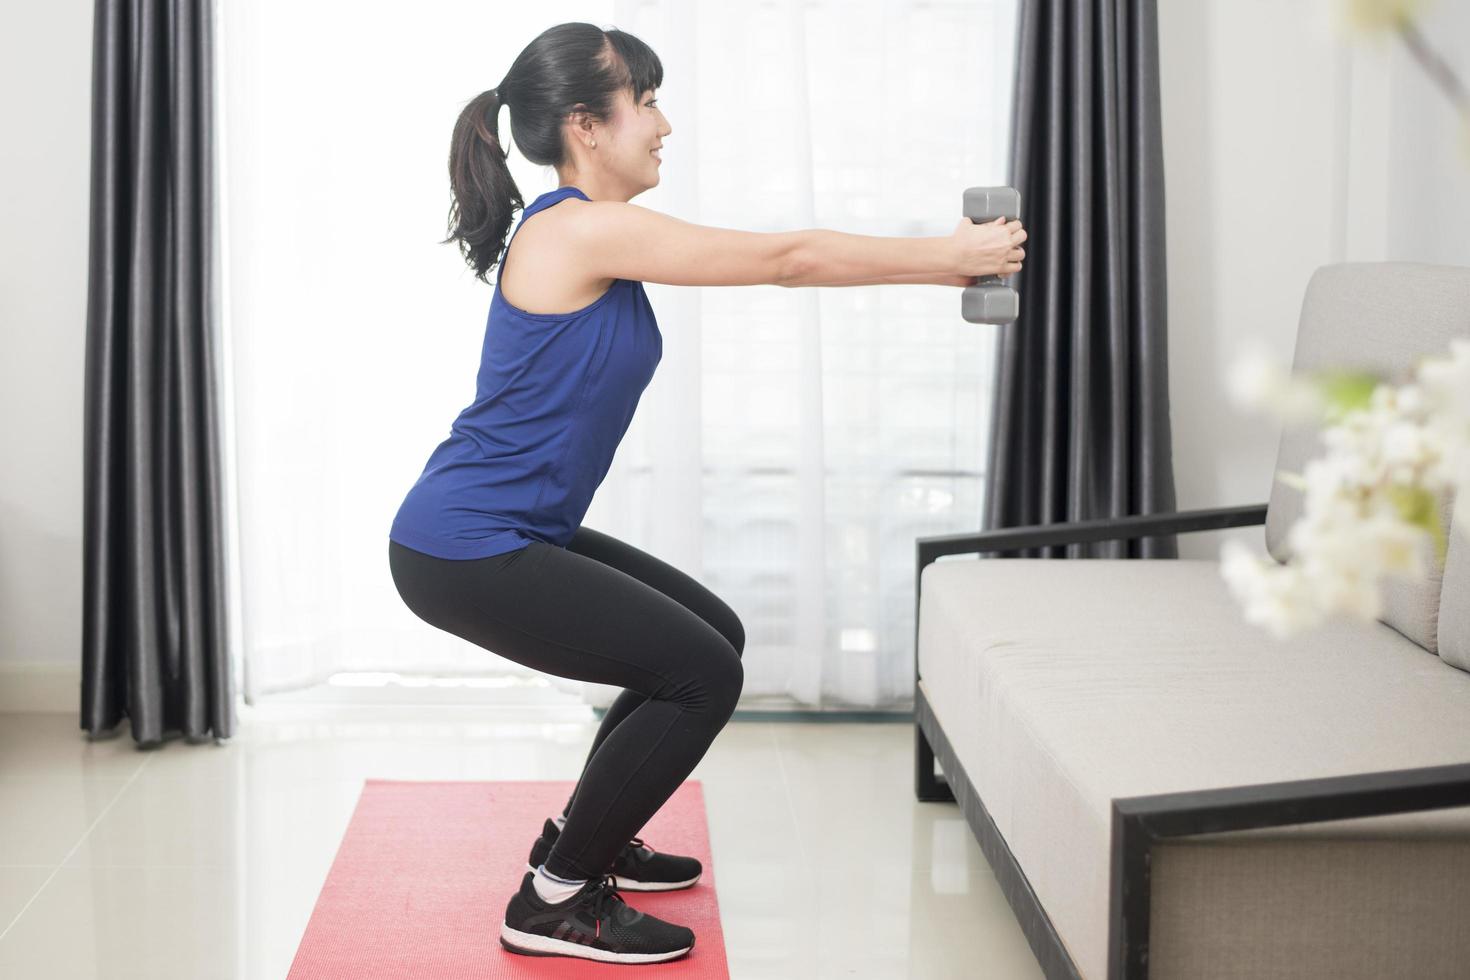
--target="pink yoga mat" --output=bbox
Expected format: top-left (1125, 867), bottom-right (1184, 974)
top-left (287, 779), bottom-right (729, 978)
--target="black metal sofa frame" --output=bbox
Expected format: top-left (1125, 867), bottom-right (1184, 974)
top-left (912, 503), bottom-right (1470, 979)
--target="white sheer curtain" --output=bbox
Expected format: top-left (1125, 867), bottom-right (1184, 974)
top-left (219, 0), bottom-right (1018, 709)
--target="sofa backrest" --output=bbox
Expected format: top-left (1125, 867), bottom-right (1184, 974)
top-left (1262, 262), bottom-right (1470, 659)
top-left (1440, 516), bottom-right (1470, 672)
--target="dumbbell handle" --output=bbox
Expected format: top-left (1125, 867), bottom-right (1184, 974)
top-left (961, 186), bottom-right (1022, 325)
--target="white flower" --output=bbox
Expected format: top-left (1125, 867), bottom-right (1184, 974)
top-left (1224, 340), bottom-right (1327, 424)
top-left (1220, 337), bottom-right (1470, 640)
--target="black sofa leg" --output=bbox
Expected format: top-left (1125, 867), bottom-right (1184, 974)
top-left (916, 715), bottom-right (956, 802)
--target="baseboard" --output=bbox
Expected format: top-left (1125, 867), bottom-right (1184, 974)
top-left (0, 662), bottom-right (79, 713)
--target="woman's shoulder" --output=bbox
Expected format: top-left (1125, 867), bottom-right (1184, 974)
top-left (502, 200), bottom-right (617, 315)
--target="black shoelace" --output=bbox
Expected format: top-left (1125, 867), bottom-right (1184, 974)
top-left (585, 872), bottom-right (624, 939)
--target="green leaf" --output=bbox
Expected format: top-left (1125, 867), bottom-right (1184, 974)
top-left (1314, 369), bottom-right (1381, 420)
top-left (1384, 483), bottom-right (1448, 570)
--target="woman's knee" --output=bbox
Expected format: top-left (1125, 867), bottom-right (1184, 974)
top-left (729, 617), bottom-right (746, 658)
top-left (705, 648), bottom-right (744, 718)
top-left (657, 640), bottom-right (743, 715)
top-left (717, 646), bottom-right (744, 709)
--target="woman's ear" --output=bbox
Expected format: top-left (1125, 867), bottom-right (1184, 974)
top-left (565, 104), bottom-right (595, 142)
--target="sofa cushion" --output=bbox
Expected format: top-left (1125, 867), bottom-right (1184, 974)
top-left (1262, 262), bottom-right (1470, 655)
top-left (918, 555), bottom-right (1470, 980)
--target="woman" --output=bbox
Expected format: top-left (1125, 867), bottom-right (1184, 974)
top-left (388, 21), bottom-right (1026, 966)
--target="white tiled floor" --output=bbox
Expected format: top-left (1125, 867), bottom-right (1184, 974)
top-left (0, 707), bottom-right (1045, 979)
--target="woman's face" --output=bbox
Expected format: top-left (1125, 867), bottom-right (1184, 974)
top-left (624, 87), bottom-right (670, 178)
top-left (562, 85), bottom-right (672, 201)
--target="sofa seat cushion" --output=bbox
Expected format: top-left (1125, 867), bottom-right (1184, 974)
top-left (918, 556), bottom-right (1470, 980)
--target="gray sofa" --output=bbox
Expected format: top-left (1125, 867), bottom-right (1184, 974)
top-left (912, 262), bottom-right (1470, 980)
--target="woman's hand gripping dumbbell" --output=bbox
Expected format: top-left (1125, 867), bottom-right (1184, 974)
top-left (951, 214), bottom-right (1027, 285)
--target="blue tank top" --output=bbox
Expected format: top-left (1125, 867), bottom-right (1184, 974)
top-left (389, 185), bottom-right (662, 559)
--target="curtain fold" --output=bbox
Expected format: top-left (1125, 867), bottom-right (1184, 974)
top-left (983, 0), bottom-right (1179, 558)
top-left (81, 0), bottom-right (233, 744)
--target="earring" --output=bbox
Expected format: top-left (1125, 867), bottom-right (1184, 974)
top-left (590, 140), bottom-right (596, 148)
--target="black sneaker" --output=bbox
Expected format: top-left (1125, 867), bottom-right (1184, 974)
top-left (526, 818), bottom-right (703, 891)
top-left (500, 870), bottom-right (696, 964)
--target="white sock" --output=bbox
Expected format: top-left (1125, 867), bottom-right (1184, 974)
top-left (552, 813), bottom-right (567, 830)
top-left (532, 862), bottom-right (586, 904)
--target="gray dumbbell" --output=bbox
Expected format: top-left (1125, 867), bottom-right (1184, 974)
top-left (960, 186), bottom-right (1022, 324)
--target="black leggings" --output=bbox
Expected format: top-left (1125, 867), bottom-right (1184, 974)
top-left (388, 526), bottom-right (745, 881)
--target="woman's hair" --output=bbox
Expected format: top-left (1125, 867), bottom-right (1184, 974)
top-left (443, 23), bottom-right (664, 284)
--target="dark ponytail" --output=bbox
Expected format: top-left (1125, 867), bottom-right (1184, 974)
top-left (442, 22), bottom-right (664, 284)
top-left (443, 87), bottom-right (519, 285)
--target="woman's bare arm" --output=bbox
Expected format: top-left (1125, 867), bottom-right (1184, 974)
top-left (565, 202), bottom-right (801, 287)
top-left (783, 229), bottom-right (958, 288)
top-left (789, 271), bottom-right (980, 288)
top-left (564, 204), bottom-right (973, 289)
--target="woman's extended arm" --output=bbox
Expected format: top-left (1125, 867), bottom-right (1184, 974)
top-left (789, 271), bottom-right (980, 288)
top-left (783, 229), bottom-right (958, 288)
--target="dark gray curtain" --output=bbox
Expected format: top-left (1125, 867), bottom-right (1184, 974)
top-left (82, 0), bottom-right (234, 745)
top-left (983, 0), bottom-right (1179, 558)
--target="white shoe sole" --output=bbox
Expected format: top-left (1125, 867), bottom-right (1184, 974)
top-left (499, 922), bottom-right (693, 963)
top-left (524, 861), bottom-right (700, 891)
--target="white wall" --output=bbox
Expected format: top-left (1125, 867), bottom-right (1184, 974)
top-left (2, 1), bottom-right (1467, 706)
top-left (1161, 0), bottom-right (1469, 561)
top-left (0, 0), bottom-right (95, 707)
